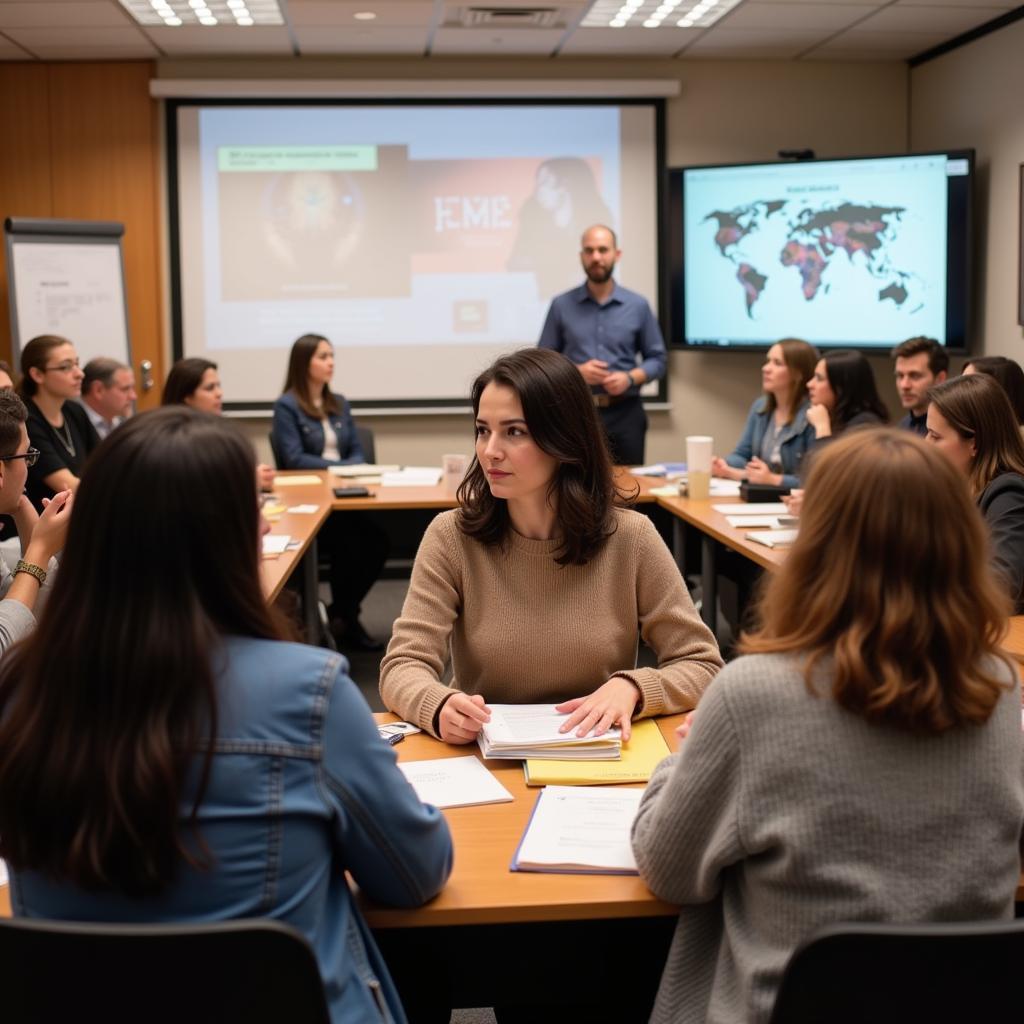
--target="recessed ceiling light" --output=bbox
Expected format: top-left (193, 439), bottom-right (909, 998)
top-left (236, 15), bottom-right (254, 25)
top-left (353, 11), bottom-right (377, 20)
top-left (198, 14), bottom-right (218, 24)
top-left (165, 15), bottom-right (182, 25)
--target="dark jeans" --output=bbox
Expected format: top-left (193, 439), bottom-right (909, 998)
top-left (599, 397), bottom-right (648, 466)
top-left (320, 510), bottom-right (389, 623)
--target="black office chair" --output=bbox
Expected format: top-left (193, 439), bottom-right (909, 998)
top-left (0, 917), bottom-right (330, 1024)
top-left (355, 422), bottom-right (376, 463)
top-left (769, 919), bottom-right (1024, 1023)
top-left (268, 430), bottom-right (284, 470)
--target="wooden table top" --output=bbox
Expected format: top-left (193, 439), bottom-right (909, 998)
top-left (360, 713), bottom-right (684, 929)
top-left (259, 478), bottom-right (332, 604)
top-left (655, 492), bottom-right (789, 572)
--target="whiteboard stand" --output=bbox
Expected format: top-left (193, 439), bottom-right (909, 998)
top-left (4, 217), bottom-right (132, 372)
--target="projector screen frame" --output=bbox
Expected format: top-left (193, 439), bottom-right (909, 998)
top-left (165, 96), bottom-right (669, 414)
top-left (666, 149), bottom-right (975, 356)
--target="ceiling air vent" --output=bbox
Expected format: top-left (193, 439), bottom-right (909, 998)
top-left (456, 7), bottom-right (562, 28)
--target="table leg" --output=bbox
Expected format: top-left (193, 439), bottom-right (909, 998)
top-left (301, 534), bottom-right (320, 642)
top-left (701, 532), bottom-right (718, 634)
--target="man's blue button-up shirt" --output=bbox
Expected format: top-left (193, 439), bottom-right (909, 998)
top-left (537, 281), bottom-right (667, 394)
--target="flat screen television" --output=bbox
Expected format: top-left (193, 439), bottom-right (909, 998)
top-left (667, 151), bottom-right (973, 353)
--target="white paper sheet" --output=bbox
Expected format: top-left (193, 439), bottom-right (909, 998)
top-left (744, 529), bottom-right (799, 548)
top-left (513, 786), bottom-right (643, 873)
top-left (286, 505), bottom-right (320, 514)
top-left (0, 858), bottom-right (7, 886)
top-left (328, 463), bottom-right (400, 477)
top-left (272, 475), bottom-right (323, 486)
top-left (262, 534), bottom-right (291, 555)
top-left (713, 502), bottom-right (788, 515)
top-left (725, 515), bottom-right (783, 529)
top-left (398, 756), bottom-right (513, 809)
top-left (381, 467), bottom-right (443, 486)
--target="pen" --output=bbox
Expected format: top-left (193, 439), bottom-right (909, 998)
top-left (384, 732), bottom-right (404, 746)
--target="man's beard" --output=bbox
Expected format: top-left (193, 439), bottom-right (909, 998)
top-left (586, 263), bottom-right (614, 284)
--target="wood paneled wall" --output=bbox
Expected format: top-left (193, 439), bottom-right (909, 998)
top-left (0, 62), bottom-right (164, 408)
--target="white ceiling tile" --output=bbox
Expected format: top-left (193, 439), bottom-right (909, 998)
top-left (0, 2), bottom-right (128, 27)
top-left (4, 26), bottom-right (157, 55)
top-left (294, 25), bottom-right (429, 52)
top-left (289, 1), bottom-right (437, 28)
top-left (852, 5), bottom-right (1010, 33)
top-left (811, 27), bottom-right (951, 53)
top-left (683, 26), bottom-right (830, 57)
top-left (560, 26), bottom-right (703, 54)
top-left (0, 33), bottom-right (31, 58)
top-left (744, 0), bottom-right (882, 4)
top-left (892, 0), bottom-right (1015, 7)
top-left (721, 3), bottom-right (874, 30)
top-left (431, 26), bottom-right (563, 53)
top-left (142, 25), bottom-right (293, 55)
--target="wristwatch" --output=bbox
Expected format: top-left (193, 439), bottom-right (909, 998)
top-left (13, 560), bottom-right (47, 586)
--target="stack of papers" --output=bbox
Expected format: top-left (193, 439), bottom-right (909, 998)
top-left (398, 756), bottom-right (513, 809)
top-left (381, 467), bottom-right (443, 487)
top-left (511, 786), bottom-right (643, 875)
top-left (328, 463), bottom-right (400, 478)
top-left (725, 514), bottom-right (785, 529)
top-left (524, 719), bottom-right (670, 786)
top-left (478, 704), bottom-right (621, 761)
top-left (272, 474), bottom-right (322, 486)
top-left (745, 528), bottom-right (798, 548)
top-left (630, 462), bottom-right (687, 478)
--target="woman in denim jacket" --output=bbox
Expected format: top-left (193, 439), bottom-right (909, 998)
top-left (0, 407), bottom-right (452, 1024)
top-left (712, 339), bottom-right (818, 490)
top-left (272, 334), bottom-right (389, 650)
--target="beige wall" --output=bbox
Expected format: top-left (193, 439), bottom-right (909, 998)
top-left (158, 56), bottom-right (909, 465)
top-left (910, 18), bottom-right (1024, 362)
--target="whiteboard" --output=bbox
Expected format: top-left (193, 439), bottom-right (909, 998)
top-left (5, 218), bottom-right (132, 370)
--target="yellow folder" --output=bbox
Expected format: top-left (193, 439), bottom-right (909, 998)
top-left (523, 719), bottom-right (671, 786)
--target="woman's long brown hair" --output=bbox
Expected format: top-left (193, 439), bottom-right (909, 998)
top-left (742, 428), bottom-right (1012, 733)
top-left (458, 348), bottom-right (633, 566)
top-left (0, 407), bottom-right (283, 895)
top-left (282, 333), bottom-right (339, 420)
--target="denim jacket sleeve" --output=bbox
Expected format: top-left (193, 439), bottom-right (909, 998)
top-left (272, 394), bottom-right (331, 470)
top-left (725, 399), bottom-right (765, 471)
top-left (319, 665), bottom-right (453, 908)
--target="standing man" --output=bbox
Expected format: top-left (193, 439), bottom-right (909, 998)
top-left (538, 224), bottom-right (666, 465)
top-left (891, 337), bottom-right (948, 436)
top-left (80, 357), bottom-right (137, 440)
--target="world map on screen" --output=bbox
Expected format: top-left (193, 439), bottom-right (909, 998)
top-left (703, 198), bottom-right (915, 318)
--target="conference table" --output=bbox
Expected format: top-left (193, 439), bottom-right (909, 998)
top-left (4, 470), bottom-right (1024, 917)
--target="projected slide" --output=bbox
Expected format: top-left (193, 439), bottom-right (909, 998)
top-left (683, 154), bottom-right (958, 347)
top-left (175, 104), bottom-right (659, 404)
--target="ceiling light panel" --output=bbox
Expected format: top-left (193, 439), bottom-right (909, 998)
top-left (119, 0), bottom-right (285, 25)
top-left (582, 0), bottom-right (743, 29)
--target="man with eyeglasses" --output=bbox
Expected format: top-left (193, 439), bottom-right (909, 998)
top-left (0, 390), bottom-right (72, 655)
top-left (80, 358), bottom-right (137, 440)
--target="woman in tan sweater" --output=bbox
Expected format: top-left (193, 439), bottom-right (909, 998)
top-left (379, 348), bottom-right (722, 744)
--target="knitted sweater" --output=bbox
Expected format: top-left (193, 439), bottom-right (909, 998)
top-left (379, 508), bottom-right (722, 737)
top-left (632, 652), bottom-right (1024, 1024)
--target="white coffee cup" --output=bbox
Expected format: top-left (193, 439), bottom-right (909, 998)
top-left (442, 453), bottom-right (470, 493)
top-left (686, 435), bottom-right (713, 501)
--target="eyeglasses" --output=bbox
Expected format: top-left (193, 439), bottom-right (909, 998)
top-left (0, 447), bottom-right (40, 467)
top-left (43, 361), bottom-right (81, 374)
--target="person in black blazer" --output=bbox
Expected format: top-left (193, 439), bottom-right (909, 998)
top-left (19, 335), bottom-right (100, 512)
top-left (927, 372), bottom-right (1024, 612)
top-left (272, 334), bottom-right (388, 651)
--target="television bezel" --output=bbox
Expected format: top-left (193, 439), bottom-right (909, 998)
top-left (666, 149), bottom-right (975, 356)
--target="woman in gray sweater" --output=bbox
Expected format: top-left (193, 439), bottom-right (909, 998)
top-left (632, 427), bottom-right (1024, 1024)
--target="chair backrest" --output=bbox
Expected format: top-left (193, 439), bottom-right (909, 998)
top-left (769, 919), bottom-right (1024, 1024)
top-left (268, 431), bottom-right (284, 470)
top-left (355, 422), bottom-right (376, 464)
top-left (0, 917), bottom-right (331, 1024)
